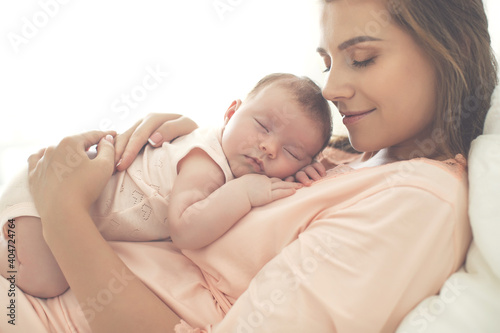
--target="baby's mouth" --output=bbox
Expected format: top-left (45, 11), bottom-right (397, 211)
top-left (245, 155), bottom-right (264, 173)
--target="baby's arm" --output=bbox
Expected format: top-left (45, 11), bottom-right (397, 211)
top-left (168, 149), bottom-right (301, 250)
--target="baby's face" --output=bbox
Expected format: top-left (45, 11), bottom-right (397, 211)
top-left (221, 84), bottom-right (324, 179)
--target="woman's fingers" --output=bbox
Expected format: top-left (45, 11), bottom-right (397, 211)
top-left (148, 116), bottom-right (198, 146)
top-left (27, 148), bottom-right (49, 201)
top-left (114, 120), bottom-right (141, 168)
top-left (115, 114), bottom-right (173, 169)
top-left (27, 131), bottom-right (117, 216)
top-left (95, 135), bottom-right (116, 175)
top-left (27, 148), bottom-right (46, 171)
top-left (114, 113), bottom-right (182, 171)
top-left (73, 130), bottom-right (116, 151)
top-left (115, 114), bottom-right (198, 172)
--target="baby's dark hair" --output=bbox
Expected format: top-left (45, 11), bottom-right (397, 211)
top-left (246, 73), bottom-right (333, 153)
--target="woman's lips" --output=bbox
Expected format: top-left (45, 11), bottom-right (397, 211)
top-left (341, 108), bottom-right (376, 126)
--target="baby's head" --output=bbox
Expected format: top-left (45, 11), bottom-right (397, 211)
top-left (221, 73), bottom-right (332, 179)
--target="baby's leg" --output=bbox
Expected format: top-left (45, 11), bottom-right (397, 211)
top-left (0, 216), bottom-right (69, 298)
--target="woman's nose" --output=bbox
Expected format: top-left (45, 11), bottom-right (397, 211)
top-left (322, 66), bottom-right (355, 102)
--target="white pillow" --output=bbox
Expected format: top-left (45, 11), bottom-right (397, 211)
top-left (396, 83), bottom-right (500, 333)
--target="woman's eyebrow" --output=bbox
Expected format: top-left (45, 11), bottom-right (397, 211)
top-left (316, 46), bottom-right (328, 55)
top-left (338, 36), bottom-right (382, 50)
top-left (317, 36), bottom-right (382, 54)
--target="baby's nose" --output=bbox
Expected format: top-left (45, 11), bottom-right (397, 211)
top-left (259, 138), bottom-right (277, 159)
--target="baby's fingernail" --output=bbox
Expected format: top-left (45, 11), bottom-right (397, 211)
top-left (116, 159), bottom-right (123, 168)
top-left (148, 132), bottom-right (163, 146)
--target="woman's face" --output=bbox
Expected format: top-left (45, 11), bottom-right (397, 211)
top-left (318, 0), bottom-right (438, 157)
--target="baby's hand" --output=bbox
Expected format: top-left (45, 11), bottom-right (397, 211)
top-left (284, 161), bottom-right (326, 186)
top-left (240, 174), bottom-right (302, 207)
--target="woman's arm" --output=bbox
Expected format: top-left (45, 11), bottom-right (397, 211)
top-left (114, 113), bottom-right (198, 172)
top-left (28, 131), bottom-right (181, 333)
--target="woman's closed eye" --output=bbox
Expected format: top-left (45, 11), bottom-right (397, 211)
top-left (320, 52), bottom-right (377, 72)
top-left (317, 51), bottom-right (331, 73)
top-left (321, 57), bottom-right (331, 73)
top-left (352, 56), bottom-right (376, 68)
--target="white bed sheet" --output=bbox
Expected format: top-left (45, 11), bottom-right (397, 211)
top-left (397, 81), bottom-right (500, 332)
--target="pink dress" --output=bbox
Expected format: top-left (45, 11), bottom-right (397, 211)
top-left (0, 151), bottom-right (471, 333)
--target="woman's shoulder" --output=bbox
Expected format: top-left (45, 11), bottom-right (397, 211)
top-left (380, 153), bottom-right (467, 179)
top-left (321, 146), bottom-right (466, 176)
top-left (318, 148), bottom-right (468, 204)
top-left (321, 146), bottom-right (466, 177)
top-left (379, 154), bottom-right (467, 184)
top-left (377, 154), bottom-right (468, 202)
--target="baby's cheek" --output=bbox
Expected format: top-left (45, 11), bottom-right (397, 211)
top-left (282, 164), bottom-right (302, 180)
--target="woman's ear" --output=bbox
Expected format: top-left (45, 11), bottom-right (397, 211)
top-left (223, 99), bottom-right (242, 125)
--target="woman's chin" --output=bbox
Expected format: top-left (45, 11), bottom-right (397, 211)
top-left (348, 139), bottom-right (376, 154)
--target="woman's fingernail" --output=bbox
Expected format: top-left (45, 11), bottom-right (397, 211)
top-left (105, 134), bottom-right (114, 143)
top-left (116, 159), bottom-right (123, 168)
top-left (148, 132), bottom-right (163, 146)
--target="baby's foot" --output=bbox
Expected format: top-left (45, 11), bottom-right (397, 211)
top-left (2, 220), bottom-right (10, 240)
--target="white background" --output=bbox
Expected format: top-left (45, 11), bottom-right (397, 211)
top-left (0, 0), bottom-right (499, 192)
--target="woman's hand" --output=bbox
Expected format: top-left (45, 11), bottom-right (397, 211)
top-left (26, 130), bottom-right (182, 332)
top-left (28, 131), bottom-right (116, 221)
top-left (114, 113), bottom-right (198, 172)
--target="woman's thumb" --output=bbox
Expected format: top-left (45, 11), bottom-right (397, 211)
top-left (96, 135), bottom-right (116, 167)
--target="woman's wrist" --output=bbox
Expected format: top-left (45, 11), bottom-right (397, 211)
top-left (40, 205), bottom-right (91, 244)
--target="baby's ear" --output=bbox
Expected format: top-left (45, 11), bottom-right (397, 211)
top-left (223, 99), bottom-right (242, 124)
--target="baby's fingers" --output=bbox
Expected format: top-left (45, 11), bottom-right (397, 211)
top-left (295, 162), bottom-right (326, 186)
top-left (269, 187), bottom-right (297, 202)
top-left (269, 179), bottom-right (302, 201)
top-left (308, 162), bottom-right (327, 178)
top-left (271, 178), bottom-right (303, 201)
top-left (269, 178), bottom-right (302, 189)
top-left (302, 163), bottom-right (325, 180)
top-left (295, 171), bottom-right (313, 186)
top-left (268, 179), bottom-right (302, 201)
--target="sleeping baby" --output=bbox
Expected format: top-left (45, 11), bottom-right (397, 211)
top-left (0, 72), bottom-right (332, 298)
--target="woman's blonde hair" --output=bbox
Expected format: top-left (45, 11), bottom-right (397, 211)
top-left (325, 0), bottom-right (498, 157)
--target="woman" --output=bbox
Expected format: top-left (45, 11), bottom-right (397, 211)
top-left (11, 0), bottom-right (497, 332)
